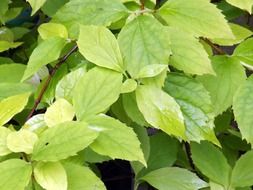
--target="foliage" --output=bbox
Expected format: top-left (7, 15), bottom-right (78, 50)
top-left (0, 0), bottom-right (253, 189)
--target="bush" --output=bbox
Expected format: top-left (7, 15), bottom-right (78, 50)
top-left (0, 0), bottom-right (253, 189)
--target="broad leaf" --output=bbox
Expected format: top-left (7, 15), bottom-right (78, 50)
top-left (32, 121), bottom-right (98, 161)
top-left (78, 25), bottom-right (124, 72)
top-left (38, 23), bottom-right (68, 40)
top-left (198, 56), bottom-right (246, 116)
top-left (27, 0), bottom-right (47, 15)
top-left (7, 129), bottom-right (38, 154)
top-left (0, 159), bottom-right (32, 190)
top-left (52, 0), bottom-right (128, 38)
top-left (0, 41), bottom-right (22, 52)
top-left (86, 115), bottom-right (146, 166)
top-left (191, 141), bottom-right (231, 187)
top-left (0, 93), bottom-right (30, 126)
top-left (22, 37), bottom-right (66, 81)
top-left (233, 76), bottom-right (253, 145)
top-left (158, 0), bottom-right (234, 39)
top-left (141, 167), bottom-right (208, 190)
top-left (164, 73), bottom-right (219, 145)
top-left (136, 85), bottom-right (186, 139)
top-left (0, 0), bottom-right (9, 23)
top-left (34, 162), bottom-right (67, 190)
top-left (121, 79), bottom-right (137, 93)
top-left (166, 27), bottom-right (214, 75)
top-left (226, 0), bottom-right (253, 13)
top-left (231, 150), bottom-right (253, 187)
top-left (44, 98), bottom-right (75, 127)
top-left (233, 38), bottom-right (253, 67)
top-left (118, 15), bottom-right (171, 78)
top-left (73, 67), bottom-right (122, 120)
top-left (0, 64), bottom-right (26, 83)
top-left (0, 127), bottom-right (11, 156)
top-left (64, 163), bottom-right (106, 190)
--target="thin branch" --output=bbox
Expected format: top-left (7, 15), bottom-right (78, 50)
top-left (26, 45), bottom-right (78, 121)
top-left (184, 142), bottom-right (196, 171)
top-left (140, 0), bottom-right (145, 10)
top-left (202, 38), bottom-right (226, 55)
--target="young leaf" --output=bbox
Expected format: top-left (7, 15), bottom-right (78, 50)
top-left (22, 37), bottom-right (66, 81)
top-left (191, 141), bottom-right (231, 187)
top-left (198, 56), bottom-right (246, 116)
top-left (166, 27), bottom-right (214, 75)
top-left (231, 151), bottom-right (253, 187)
top-left (121, 79), bottom-right (137, 93)
top-left (0, 64), bottom-right (26, 83)
top-left (77, 25), bottom-right (124, 72)
top-left (86, 115), bottom-right (146, 166)
top-left (38, 23), bottom-right (68, 40)
top-left (164, 73), bottom-right (219, 145)
top-left (24, 114), bottom-right (47, 134)
top-left (0, 41), bottom-right (22, 52)
top-left (137, 64), bottom-right (168, 79)
top-left (225, 0), bottom-right (253, 13)
top-left (118, 15), bottom-right (171, 78)
top-left (233, 76), bottom-right (253, 145)
top-left (55, 66), bottom-right (86, 103)
top-left (44, 98), bottom-right (75, 127)
top-left (0, 127), bottom-right (11, 156)
top-left (34, 162), bottom-right (67, 190)
top-left (212, 23), bottom-right (253, 46)
top-left (141, 167), bottom-right (208, 190)
top-left (64, 163), bottom-right (106, 190)
top-left (0, 93), bottom-right (30, 126)
top-left (32, 121), bottom-right (98, 161)
top-left (0, 159), bottom-right (32, 190)
top-left (136, 85), bottom-right (186, 139)
top-left (158, 0), bottom-right (234, 39)
top-left (233, 38), bottom-right (253, 67)
top-left (73, 67), bottom-right (122, 120)
top-left (7, 129), bottom-right (38, 154)
top-left (27, 0), bottom-right (47, 15)
top-left (52, 0), bottom-right (128, 38)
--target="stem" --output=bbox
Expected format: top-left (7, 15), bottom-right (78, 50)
top-left (202, 38), bottom-right (226, 55)
top-left (140, 0), bottom-right (145, 10)
top-left (184, 142), bottom-right (195, 171)
top-left (26, 45), bottom-right (78, 121)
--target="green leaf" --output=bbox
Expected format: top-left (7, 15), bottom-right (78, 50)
top-left (197, 56), bottom-right (246, 116)
top-left (73, 67), bottom-right (122, 120)
top-left (34, 162), bottom-right (67, 190)
top-left (24, 114), bottom-right (47, 134)
top-left (136, 85), bottom-right (186, 139)
top-left (191, 141), bottom-right (231, 187)
top-left (0, 64), bottom-right (26, 83)
top-left (64, 163), bottom-right (106, 190)
top-left (55, 66), bottom-right (86, 103)
top-left (231, 151), bottom-right (253, 187)
top-left (0, 41), bottom-right (22, 52)
top-left (141, 167), bottom-right (208, 190)
top-left (77, 25), bottom-right (124, 72)
top-left (41, 0), bottom-right (69, 17)
top-left (38, 23), bottom-right (68, 40)
top-left (166, 27), bottom-right (215, 75)
top-left (212, 23), bottom-right (253, 46)
top-left (27, 0), bottom-right (47, 15)
top-left (122, 92), bottom-right (148, 126)
top-left (22, 37), bottom-right (66, 81)
top-left (226, 0), bottom-right (253, 13)
top-left (0, 0), bottom-right (9, 23)
top-left (0, 27), bottom-right (14, 42)
top-left (121, 79), bottom-right (137, 93)
top-left (86, 115), bottom-right (146, 166)
top-left (7, 129), bottom-right (38, 154)
top-left (137, 64), bottom-right (168, 79)
top-left (158, 0), bottom-right (234, 39)
top-left (44, 98), bottom-right (75, 127)
top-left (164, 73), bottom-right (219, 145)
top-left (0, 159), bottom-right (32, 190)
top-left (32, 121), bottom-right (98, 161)
top-left (0, 93), bottom-right (30, 126)
top-left (118, 15), bottom-right (171, 78)
top-left (233, 38), bottom-right (253, 67)
top-left (233, 76), bottom-right (253, 145)
top-left (52, 0), bottom-right (128, 38)
top-left (0, 127), bottom-right (11, 156)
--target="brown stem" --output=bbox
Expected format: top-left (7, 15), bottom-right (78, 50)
top-left (202, 38), bottom-right (226, 55)
top-left (26, 45), bottom-right (78, 121)
top-left (140, 0), bottom-right (145, 10)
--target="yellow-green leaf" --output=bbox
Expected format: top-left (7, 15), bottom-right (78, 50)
top-left (0, 127), bottom-right (11, 156)
top-left (38, 23), bottom-right (68, 40)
